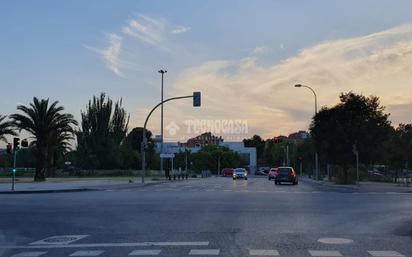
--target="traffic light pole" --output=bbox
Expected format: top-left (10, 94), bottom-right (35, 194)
top-left (140, 94), bottom-right (198, 183)
top-left (12, 150), bottom-right (17, 191)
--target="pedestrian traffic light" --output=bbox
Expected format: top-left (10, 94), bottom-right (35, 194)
top-left (13, 137), bottom-right (20, 152)
top-left (21, 139), bottom-right (28, 148)
top-left (6, 143), bottom-right (12, 154)
top-left (193, 92), bottom-right (201, 107)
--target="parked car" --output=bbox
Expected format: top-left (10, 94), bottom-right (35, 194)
top-left (233, 168), bottom-right (248, 180)
top-left (268, 168), bottom-right (278, 180)
top-left (274, 167), bottom-right (298, 185)
top-left (222, 168), bottom-right (234, 177)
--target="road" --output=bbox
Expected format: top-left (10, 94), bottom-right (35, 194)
top-left (0, 176), bottom-right (411, 257)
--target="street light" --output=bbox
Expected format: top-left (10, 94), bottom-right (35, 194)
top-left (158, 70), bottom-right (167, 177)
top-left (294, 83), bottom-right (319, 180)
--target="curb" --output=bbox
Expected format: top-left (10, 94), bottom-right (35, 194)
top-left (0, 188), bottom-right (98, 194)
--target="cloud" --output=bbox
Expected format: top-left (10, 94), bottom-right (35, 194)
top-left (172, 25), bottom-right (191, 34)
top-left (84, 33), bottom-right (123, 76)
top-left (101, 34), bottom-right (123, 76)
top-left (252, 46), bottom-right (269, 55)
top-left (161, 23), bottom-right (412, 140)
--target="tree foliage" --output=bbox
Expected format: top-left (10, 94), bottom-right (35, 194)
top-left (10, 98), bottom-right (78, 181)
top-left (0, 115), bottom-right (17, 143)
top-left (76, 93), bottom-right (129, 169)
top-left (310, 92), bottom-right (391, 172)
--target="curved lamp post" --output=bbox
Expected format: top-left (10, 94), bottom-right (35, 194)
top-left (294, 84), bottom-right (319, 180)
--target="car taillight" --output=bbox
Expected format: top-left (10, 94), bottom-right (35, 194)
top-left (290, 171), bottom-right (296, 177)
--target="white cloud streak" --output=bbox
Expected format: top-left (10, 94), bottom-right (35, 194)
top-left (172, 25), bottom-right (191, 34)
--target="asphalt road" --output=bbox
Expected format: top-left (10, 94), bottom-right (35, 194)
top-left (0, 177), bottom-right (411, 257)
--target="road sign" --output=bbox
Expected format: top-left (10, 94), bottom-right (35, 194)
top-left (160, 153), bottom-right (175, 158)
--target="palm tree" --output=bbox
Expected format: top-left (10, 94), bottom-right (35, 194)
top-left (0, 115), bottom-right (17, 143)
top-left (10, 98), bottom-right (78, 181)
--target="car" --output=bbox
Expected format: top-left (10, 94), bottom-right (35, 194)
top-left (221, 168), bottom-right (234, 177)
top-left (268, 168), bottom-right (278, 180)
top-left (233, 168), bottom-right (248, 180)
top-left (274, 167), bottom-right (298, 185)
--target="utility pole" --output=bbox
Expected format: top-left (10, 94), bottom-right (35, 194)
top-left (158, 70), bottom-right (167, 177)
top-left (353, 144), bottom-right (359, 185)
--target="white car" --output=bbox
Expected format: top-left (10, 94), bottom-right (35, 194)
top-left (233, 168), bottom-right (248, 180)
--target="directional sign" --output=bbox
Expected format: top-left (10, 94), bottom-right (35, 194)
top-left (160, 153), bottom-right (175, 158)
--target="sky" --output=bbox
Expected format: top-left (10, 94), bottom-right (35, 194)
top-left (1, 0), bottom-right (412, 143)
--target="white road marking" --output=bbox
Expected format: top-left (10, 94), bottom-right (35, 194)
top-left (129, 249), bottom-right (162, 255)
top-left (11, 252), bottom-right (48, 257)
top-left (368, 251), bottom-right (405, 257)
top-left (249, 249), bottom-right (279, 256)
top-left (308, 250), bottom-right (342, 256)
top-left (317, 238), bottom-right (354, 244)
top-left (1, 241), bottom-right (209, 249)
top-left (30, 235), bottom-right (89, 245)
top-left (189, 249), bottom-right (220, 255)
top-left (70, 250), bottom-right (104, 256)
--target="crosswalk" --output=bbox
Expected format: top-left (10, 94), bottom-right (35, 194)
top-left (4, 236), bottom-right (408, 257)
top-left (9, 249), bottom-right (407, 257)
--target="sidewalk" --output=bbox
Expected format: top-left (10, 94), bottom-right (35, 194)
top-left (0, 178), bottom-right (169, 194)
top-left (301, 176), bottom-right (412, 193)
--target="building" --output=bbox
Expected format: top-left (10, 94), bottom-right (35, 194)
top-left (156, 132), bottom-right (257, 174)
top-left (182, 132), bottom-right (223, 147)
top-left (288, 130), bottom-right (310, 143)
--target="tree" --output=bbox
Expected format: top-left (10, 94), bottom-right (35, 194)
top-left (121, 127), bottom-right (155, 169)
top-left (192, 145), bottom-right (246, 173)
top-left (243, 135), bottom-right (265, 165)
top-left (383, 124), bottom-right (412, 173)
top-left (0, 115), bottom-right (17, 143)
top-left (310, 92), bottom-right (391, 183)
top-left (76, 93), bottom-right (129, 169)
top-left (10, 98), bottom-right (78, 181)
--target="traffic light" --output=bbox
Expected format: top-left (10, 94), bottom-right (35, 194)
top-left (193, 92), bottom-right (201, 107)
top-left (12, 168), bottom-right (16, 174)
top-left (13, 137), bottom-right (20, 152)
top-left (6, 143), bottom-right (12, 154)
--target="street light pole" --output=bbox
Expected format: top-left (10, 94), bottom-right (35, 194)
top-left (295, 84), bottom-right (319, 180)
top-left (158, 70), bottom-right (167, 177)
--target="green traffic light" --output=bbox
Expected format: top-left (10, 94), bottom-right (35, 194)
top-left (12, 168), bottom-right (16, 173)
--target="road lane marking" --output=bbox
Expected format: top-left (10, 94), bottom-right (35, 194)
top-left (11, 252), bottom-right (48, 257)
top-left (70, 250), bottom-right (104, 256)
top-left (0, 241), bottom-right (210, 249)
top-left (317, 238), bottom-right (354, 244)
top-left (249, 249), bottom-right (279, 256)
top-left (30, 235), bottom-right (89, 245)
top-left (308, 250), bottom-right (342, 256)
top-left (368, 251), bottom-right (405, 257)
top-left (129, 249), bottom-right (162, 255)
top-left (189, 249), bottom-right (220, 255)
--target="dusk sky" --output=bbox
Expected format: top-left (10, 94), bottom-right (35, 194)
top-left (1, 0), bottom-right (412, 143)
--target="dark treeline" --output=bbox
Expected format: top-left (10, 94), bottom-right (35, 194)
top-left (1, 91), bottom-right (411, 182)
